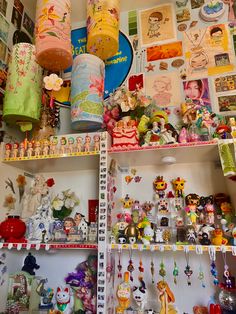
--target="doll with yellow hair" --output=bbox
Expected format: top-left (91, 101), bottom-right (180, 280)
top-left (157, 281), bottom-right (178, 314)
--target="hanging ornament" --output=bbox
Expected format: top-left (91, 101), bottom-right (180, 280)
top-left (43, 73), bottom-right (63, 108)
top-left (150, 257), bottom-right (155, 284)
top-left (222, 252), bottom-right (233, 289)
top-left (173, 260), bottom-right (179, 285)
top-left (184, 252), bottom-right (193, 286)
top-left (159, 260), bottom-right (166, 280)
top-left (127, 249), bottom-right (134, 282)
top-left (198, 264), bottom-right (206, 288)
top-left (209, 248), bottom-right (219, 286)
top-left (35, 0), bottom-right (73, 71)
top-left (117, 251), bottom-right (122, 279)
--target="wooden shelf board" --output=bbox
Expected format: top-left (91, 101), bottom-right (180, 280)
top-left (2, 152), bottom-right (100, 173)
top-left (1, 242), bottom-right (98, 250)
top-left (108, 141), bottom-right (219, 167)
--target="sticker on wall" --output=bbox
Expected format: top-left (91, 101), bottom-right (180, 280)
top-left (145, 72), bottom-right (181, 106)
top-left (128, 10), bottom-right (138, 36)
top-left (176, 7), bottom-right (191, 23)
top-left (159, 61), bottom-right (168, 70)
top-left (0, 39), bottom-right (7, 62)
top-left (146, 41), bottom-right (183, 62)
top-left (183, 78), bottom-right (211, 107)
top-left (171, 59), bottom-right (184, 68)
top-left (190, 0), bottom-right (204, 9)
top-left (11, 6), bottom-right (22, 29)
top-left (139, 4), bottom-right (177, 47)
top-left (128, 74), bottom-right (144, 91)
top-left (0, 0), bottom-right (7, 17)
top-left (145, 63), bottom-right (156, 72)
top-left (14, 0), bottom-right (24, 15)
top-left (0, 14), bottom-right (9, 43)
top-left (23, 12), bottom-right (34, 37)
top-left (130, 35), bottom-right (139, 52)
top-left (178, 23), bottom-right (187, 32)
top-left (64, 27), bottom-right (133, 101)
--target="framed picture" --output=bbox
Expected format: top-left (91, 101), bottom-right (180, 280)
top-left (139, 4), bottom-right (176, 47)
top-left (23, 12), bottom-right (34, 37)
top-left (0, 0), bottom-right (7, 17)
top-left (11, 6), bottom-right (22, 30)
top-left (183, 78), bottom-right (211, 108)
top-left (0, 39), bottom-right (7, 62)
top-left (14, 0), bottom-right (24, 15)
top-left (0, 14), bottom-right (9, 43)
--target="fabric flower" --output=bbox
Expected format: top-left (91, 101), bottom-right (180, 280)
top-left (3, 194), bottom-right (16, 210)
top-left (16, 175), bottom-right (26, 187)
top-left (43, 74), bottom-right (63, 91)
top-left (46, 178), bottom-right (55, 187)
top-left (52, 198), bottom-right (64, 211)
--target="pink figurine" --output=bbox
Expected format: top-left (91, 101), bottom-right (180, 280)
top-left (5, 143), bottom-right (12, 159)
top-left (12, 142), bottom-right (19, 158)
top-left (67, 137), bottom-right (75, 154)
top-left (185, 194), bottom-right (200, 225)
top-left (27, 141), bottom-right (34, 158)
top-left (179, 127), bottom-right (188, 143)
top-left (19, 142), bottom-right (25, 158)
top-left (42, 139), bottom-right (49, 156)
top-left (202, 195), bottom-right (215, 225)
top-left (93, 134), bottom-right (100, 152)
top-left (76, 136), bottom-right (83, 153)
top-left (60, 137), bottom-right (67, 154)
top-left (49, 137), bottom-right (58, 155)
top-left (34, 141), bottom-right (41, 157)
top-left (84, 135), bottom-right (91, 152)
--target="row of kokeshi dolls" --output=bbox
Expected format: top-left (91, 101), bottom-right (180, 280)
top-left (4, 134), bottom-right (101, 158)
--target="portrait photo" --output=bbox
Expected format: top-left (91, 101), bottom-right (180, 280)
top-left (183, 78), bottom-right (211, 108)
top-left (11, 7), bottom-right (22, 30)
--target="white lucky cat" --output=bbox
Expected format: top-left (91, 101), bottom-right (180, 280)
top-left (54, 286), bottom-right (73, 314)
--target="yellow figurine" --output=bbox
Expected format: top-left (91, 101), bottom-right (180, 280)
top-left (157, 281), bottom-right (178, 314)
top-left (211, 228), bottom-right (228, 246)
top-left (172, 177), bottom-right (186, 198)
top-left (116, 272), bottom-right (131, 312)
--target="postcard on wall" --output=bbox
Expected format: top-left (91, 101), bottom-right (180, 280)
top-left (0, 0), bottom-right (7, 17)
top-left (217, 95), bottom-right (236, 115)
top-left (183, 78), bottom-right (211, 108)
top-left (14, 0), bottom-right (24, 15)
top-left (11, 6), bottom-right (22, 29)
top-left (128, 73), bottom-right (144, 91)
top-left (23, 12), bottom-right (34, 37)
top-left (0, 39), bottom-right (7, 62)
top-left (139, 4), bottom-right (176, 47)
top-left (145, 72), bottom-right (181, 106)
top-left (183, 24), bottom-right (235, 79)
top-left (0, 14), bottom-right (9, 43)
top-left (147, 41), bottom-right (183, 62)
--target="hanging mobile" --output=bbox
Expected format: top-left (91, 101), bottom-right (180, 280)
top-left (127, 248), bottom-right (135, 282)
top-left (173, 260), bottom-right (179, 285)
top-left (159, 260), bottom-right (166, 280)
top-left (222, 252), bottom-right (232, 289)
top-left (151, 256), bottom-right (155, 284)
top-left (209, 247), bottom-right (219, 286)
top-left (184, 251), bottom-right (193, 286)
top-left (117, 250), bottom-right (122, 279)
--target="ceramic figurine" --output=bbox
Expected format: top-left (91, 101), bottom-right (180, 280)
top-left (93, 134), bottom-right (100, 152)
top-left (12, 142), bottom-right (19, 158)
top-left (19, 142), bottom-right (25, 157)
top-left (172, 177), bottom-right (186, 198)
top-left (36, 278), bottom-right (54, 309)
top-left (34, 141), bottom-right (41, 156)
top-left (179, 127), bottom-right (188, 143)
top-left (116, 272), bottom-right (131, 312)
top-left (201, 195), bottom-right (215, 225)
top-left (155, 228), bottom-right (164, 243)
top-left (159, 118), bottom-right (177, 144)
top-left (76, 136), bottom-right (83, 153)
top-left (132, 278), bottom-right (147, 311)
top-left (42, 139), bottom-right (49, 156)
top-left (175, 216), bottom-right (184, 227)
top-left (5, 143), bottom-right (12, 158)
top-left (185, 194), bottom-right (200, 225)
top-left (199, 232), bottom-right (211, 245)
top-left (74, 212), bottom-right (89, 242)
top-left (49, 136), bottom-right (58, 155)
top-left (54, 286), bottom-right (73, 314)
top-left (63, 217), bottom-right (76, 236)
top-left (156, 281), bottom-right (177, 314)
top-left (27, 141), bottom-right (34, 158)
top-left (211, 228), bottom-right (228, 245)
top-left (60, 137), bottom-right (67, 154)
top-left (84, 135), bottom-right (91, 152)
top-left (112, 220), bottom-right (129, 243)
top-left (21, 252), bottom-right (40, 275)
top-left (118, 233), bottom-right (127, 244)
top-left (67, 137), bottom-right (75, 154)
top-left (153, 176), bottom-right (167, 199)
top-left (186, 226), bottom-right (197, 244)
top-left (142, 225), bottom-right (154, 244)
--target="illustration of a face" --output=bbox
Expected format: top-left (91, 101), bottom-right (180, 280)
top-left (149, 16), bottom-right (160, 25)
top-left (153, 80), bottom-right (167, 93)
top-left (190, 52), bottom-right (208, 69)
top-left (185, 81), bottom-right (201, 99)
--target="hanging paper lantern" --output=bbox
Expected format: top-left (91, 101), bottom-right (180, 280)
top-left (87, 0), bottom-right (120, 60)
top-left (3, 43), bottom-right (42, 132)
top-left (71, 54), bottom-right (105, 131)
top-left (35, 0), bottom-right (72, 71)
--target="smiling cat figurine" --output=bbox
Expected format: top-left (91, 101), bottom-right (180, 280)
top-left (54, 286), bottom-right (73, 314)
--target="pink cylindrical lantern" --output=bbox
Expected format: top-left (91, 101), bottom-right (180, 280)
top-left (35, 0), bottom-right (72, 71)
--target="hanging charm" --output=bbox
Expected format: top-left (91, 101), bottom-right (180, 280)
top-left (117, 251), bottom-right (122, 279)
top-left (173, 260), bottom-right (179, 285)
top-left (159, 260), bottom-right (166, 280)
top-left (184, 252), bottom-right (193, 286)
top-left (209, 247), bottom-right (219, 286)
top-left (127, 249), bottom-right (134, 282)
top-left (151, 257), bottom-right (155, 284)
top-left (198, 264), bottom-right (206, 288)
top-left (222, 252), bottom-right (232, 289)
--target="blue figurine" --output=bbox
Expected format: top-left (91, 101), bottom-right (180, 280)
top-left (22, 253), bottom-right (40, 275)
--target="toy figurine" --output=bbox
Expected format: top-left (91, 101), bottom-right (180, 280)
top-left (60, 137), bottom-right (67, 154)
top-left (159, 118), bottom-right (177, 144)
top-left (176, 227), bottom-right (187, 243)
top-left (153, 176), bottom-right (167, 199)
top-left (157, 199), bottom-right (169, 213)
top-left (116, 272), bottom-right (131, 312)
top-left (21, 253), bottom-right (40, 275)
top-left (84, 135), bottom-right (91, 152)
top-left (185, 194), bottom-right (200, 225)
top-left (49, 137), bottom-right (58, 155)
top-left (34, 141), bottom-right (41, 157)
top-left (74, 212), bottom-right (89, 242)
top-left (175, 216), bottom-right (184, 227)
top-left (229, 117), bottom-right (236, 138)
top-left (232, 227), bottom-right (236, 246)
top-left (63, 217), bottom-right (76, 236)
top-left (155, 228), bottom-right (164, 243)
top-left (211, 228), bottom-right (228, 245)
top-left (5, 143), bottom-right (12, 158)
top-left (186, 226), bottom-right (197, 244)
top-left (163, 229), bottom-right (171, 243)
top-left (19, 142), bottom-right (25, 157)
top-left (94, 134), bottom-right (100, 152)
top-left (124, 223), bottom-right (139, 244)
top-left (201, 195), bottom-right (215, 225)
top-left (42, 139), bottom-right (49, 156)
top-left (179, 127), bottom-right (188, 143)
top-left (142, 225), bottom-right (154, 244)
top-left (12, 142), bottom-right (19, 158)
top-left (160, 217), bottom-right (169, 227)
top-left (156, 281), bottom-right (177, 314)
top-left (67, 137), bottom-right (75, 154)
top-left (199, 232), bottom-right (211, 245)
top-left (118, 234), bottom-right (127, 244)
top-left (36, 278), bottom-right (54, 309)
top-left (54, 286), bottom-right (73, 314)
top-left (196, 107), bottom-right (215, 139)
top-left (112, 220), bottom-right (129, 243)
top-left (27, 141), bottom-right (34, 158)
top-left (172, 177), bottom-right (186, 198)
top-left (76, 136), bottom-right (83, 153)
top-left (132, 278), bottom-right (147, 311)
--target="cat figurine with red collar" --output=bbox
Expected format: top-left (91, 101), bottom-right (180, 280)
top-left (54, 286), bottom-right (73, 314)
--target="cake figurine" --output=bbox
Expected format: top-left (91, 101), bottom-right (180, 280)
top-left (200, 0), bottom-right (226, 22)
top-left (5, 143), bottom-right (12, 159)
top-left (112, 119), bottom-right (139, 149)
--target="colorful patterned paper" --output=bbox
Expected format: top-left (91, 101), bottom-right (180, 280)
top-left (71, 54), bottom-right (105, 131)
top-left (35, 0), bottom-right (72, 71)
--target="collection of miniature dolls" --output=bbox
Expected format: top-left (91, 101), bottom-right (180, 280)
top-left (111, 176), bottom-right (235, 246)
top-left (4, 133), bottom-right (100, 159)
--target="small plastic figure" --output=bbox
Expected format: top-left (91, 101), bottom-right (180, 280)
top-left (172, 177), bottom-right (186, 198)
top-left (157, 199), bottom-right (169, 213)
top-left (229, 117), bottom-right (236, 138)
top-left (54, 286), bottom-right (73, 313)
top-left (142, 225), bottom-right (154, 244)
top-left (185, 193), bottom-right (200, 225)
top-left (199, 232), bottom-right (211, 245)
top-left (201, 195), bottom-right (215, 225)
top-left (211, 228), bottom-right (228, 245)
top-left (157, 281), bottom-right (177, 314)
top-left (132, 278), bottom-right (147, 311)
top-left (12, 142), bottom-right (19, 158)
top-left (34, 141), bottom-right (41, 157)
top-left (5, 143), bottom-right (12, 158)
top-left (63, 217), bottom-right (76, 236)
top-left (76, 136), bottom-right (83, 153)
top-left (186, 226), bottom-right (197, 244)
top-left (60, 137), bottom-right (67, 154)
top-left (153, 176), bottom-right (167, 199)
top-left (155, 228), bottom-right (164, 243)
top-left (36, 279), bottom-right (54, 309)
top-left (42, 139), bottom-right (49, 156)
top-left (19, 142), bottom-right (25, 158)
top-left (49, 137), bottom-right (58, 155)
top-left (74, 213), bottom-right (89, 242)
top-left (21, 252), bottom-right (40, 275)
top-left (84, 135), bottom-right (91, 152)
top-left (179, 127), bottom-right (188, 143)
top-left (93, 134), bottom-right (100, 152)
top-left (67, 137), bottom-right (75, 154)
top-left (27, 141), bottom-right (34, 158)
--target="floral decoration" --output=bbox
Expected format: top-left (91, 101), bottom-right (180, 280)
top-left (46, 178), bottom-right (55, 188)
top-left (52, 189), bottom-right (80, 220)
top-left (43, 74), bottom-right (63, 91)
top-left (3, 194), bottom-right (16, 211)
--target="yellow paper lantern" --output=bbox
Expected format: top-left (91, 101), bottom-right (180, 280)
top-left (35, 0), bottom-right (72, 71)
top-left (87, 0), bottom-right (120, 60)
